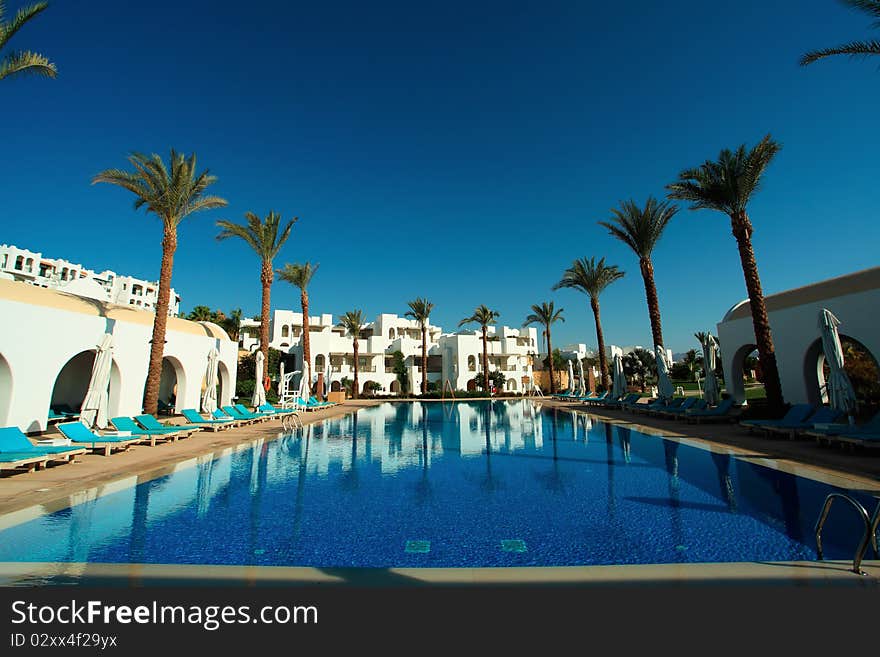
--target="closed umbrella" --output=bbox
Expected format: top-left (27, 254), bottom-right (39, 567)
top-left (655, 345), bottom-right (674, 402)
top-left (279, 361), bottom-right (286, 401)
top-left (701, 333), bottom-right (720, 406)
top-left (567, 359), bottom-right (574, 394)
top-left (252, 350), bottom-right (267, 408)
top-left (576, 358), bottom-right (586, 397)
top-left (819, 309), bottom-right (857, 417)
top-left (612, 352), bottom-right (626, 399)
top-left (299, 359), bottom-right (311, 407)
top-left (201, 348), bottom-right (219, 414)
top-left (80, 333), bottom-right (113, 429)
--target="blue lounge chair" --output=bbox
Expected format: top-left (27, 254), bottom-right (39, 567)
top-left (0, 427), bottom-right (86, 463)
top-left (180, 409), bottom-right (235, 431)
top-left (684, 397), bottom-right (740, 424)
top-left (606, 392), bottom-right (640, 409)
top-left (109, 417), bottom-right (185, 445)
top-left (211, 408), bottom-right (250, 426)
top-left (254, 403), bottom-right (295, 416)
top-left (0, 451), bottom-right (49, 473)
top-left (804, 410), bottom-right (880, 445)
top-left (658, 398), bottom-right (704, 418)
top-left (223, 405), bottom-right (269, 423)
top-left (830, 432), bottom-right (880, 449)
top-left (580, 391), bottom-right (610, 405)
top-left (57, 421), bottom-right (141, 456)
top-left (764, 406), bottom-right (843, 438)
top-left (636, 397), bottom-right (685, 415)
top-left (739, 404), bottom-right (814, 433)
top-left (135, 414), bottom-right (203, 433)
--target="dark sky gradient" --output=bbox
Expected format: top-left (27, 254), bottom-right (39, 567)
top-left (3, 0), bottom-right (878, 352)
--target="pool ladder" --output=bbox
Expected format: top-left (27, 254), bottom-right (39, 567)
top-left (814, 493), bottom-right (880, 575)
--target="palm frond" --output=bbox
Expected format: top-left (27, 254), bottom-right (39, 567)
top-left (0, 1), bottom-right (48, 50)
top-left (459, 304), bottom-right (499, 328)
top-left (552, 256), bottom-right (625, 300)
top-left (339, 309), bottom-right (366, 337)
top-left (523, 301), bottom-right (564, 328)
top-left (215, 211), bottom-right (297, 262)
top-left (277, 262), bottom-right (319, 290)
top-left (599, 197), bottom-right (678, 259)
top-left (800, 39), bottom-right (880, 65)
top-left (405, 297), bottom-right (435, 327)
top-left (0, 49), bottom-right (54, 79)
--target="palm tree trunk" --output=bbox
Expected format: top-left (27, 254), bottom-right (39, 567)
top-left (421, 326), bottom-right (427, 394)
top-left (352, 338), bottom-right (360, 400)
top-left (300, 289), bottom-right (311, 387)
top-left (640, 257), bottom-right (664, 349)
top-left (142, 223), bottom-right (177, 415)
top-left (546, 328), bottom-right (556, 394)
top-left (482, 326), bottom-right (489, 393)
top-left (731, 211), bottom-right (784, 411)
top-left (260, 262), bottom-right (273, 392)
top-left (591, 296), bottom-right (610, 390)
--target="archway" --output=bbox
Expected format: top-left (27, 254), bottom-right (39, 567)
top-left (157, 356), bottom-right (186, 414)
top-left (0, 353), bottom-right (11, 426)
top-left (725, 343), bottom-right (759, 405)
top-left (330, 380), bottom-right (341, 392)
top-left (467, 355), bottom-right (476, 372)
top-left (51, 350), bottom-right (121, 417)
top-left (390, 379), bottom-right (401, 394)
top-left (361, 380), bottom-right (379, 396)
top-left (804, 335), bottom-right (880, 416)
top-left (218, 361), bottom-right (232, 407)
top-left (314, 354), bottom-right (326, 373)
top-left (506, 378), bottom-right (517, 392)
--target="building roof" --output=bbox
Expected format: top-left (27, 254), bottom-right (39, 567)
top-left (0, 278), bottom-right (230, 341)
top-left (721, 266), bottom-right (880, 323)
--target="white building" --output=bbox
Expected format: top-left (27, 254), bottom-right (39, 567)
top-left (0, 243), bottom-right (180, 316)
top-left (241, 310), bottom-right (538, 395)
top-left (0, 278), bottom-right (237, 433)
top-left (716, 267), bottom-right (880, 406)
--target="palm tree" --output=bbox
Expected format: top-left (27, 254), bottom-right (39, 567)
top-left (405, 297), bottom-right (435, 394)
top-left (93, 150), bottom-right (227, 415)
top-left (553, 257), bottom-right (625, 390)
top-left (667, 134), bottom-right (785, 411)
top-left (339, 310), bottom-right (365, 399)
top-left (459, 305), bottom-right (500, 393)
top-left (277, 262), bottom-right (319, 373)
top-left (216, 211), bottom-right (296, 390)
top-left (0, 1), bottom-right (56, 81)
top-left (186, 305), bottom-right (214, 322)
top-left (800, 0), bottom-right (880, 66)
top-left (523, 301), bottom-right (564, 394)
top-left (599, 197), bottom-right (677, 350)
top-left (224, 308), bottom-right (243, 341)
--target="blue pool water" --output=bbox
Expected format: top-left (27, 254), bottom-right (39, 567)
top-left (0, 400), bottom-right (876, 568)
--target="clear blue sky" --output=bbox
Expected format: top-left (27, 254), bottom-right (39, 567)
top-left (3, 0), bottom-right (878, 353)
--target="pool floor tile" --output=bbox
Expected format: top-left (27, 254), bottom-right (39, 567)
top-left (405, 540), bottom-right (431, 554)
top-left (501, 539), bottom-right (527, 553)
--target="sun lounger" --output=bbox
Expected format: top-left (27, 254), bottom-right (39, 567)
top-left (57, 421), bottom-right (141, 456)
top-left (181, 409), bottom-right (235, 431)
top-left (658, 398), bottom-right (705, 418)
top-left (739, 403), bottom-right (814, 433)
top-left (635, 397), bottom-right (685, 416)
top-left (135, 414), bottom-right (203, 434)
top-left (254, 403), bottom-right (295, 416)
top-left (829, 432), bottom-right (880, 449)
top-left (684, 397), bottom-right (740, 424)
top-left (222, 405), bottom-right (269, 423)
top-left (0, 426), bottom-right (86, 464)
top-left (210, 408), bottom-right (250, 426)
top-left (0, 451), bottom-right (49, 473)
top-left (109, 417), bottom-right (184, 445)
top-left (763, 406), bottom-right (844, 439)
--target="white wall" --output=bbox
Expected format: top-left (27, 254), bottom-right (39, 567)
top-left (0, 283), bottom-right (237, 432)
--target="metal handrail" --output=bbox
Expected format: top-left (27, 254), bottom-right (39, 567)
top-left (814, 493), bottom-right (880, 575)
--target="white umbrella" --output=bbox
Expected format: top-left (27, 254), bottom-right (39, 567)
top-left (612, 352), bottom-right (626, 399)
top-left (655, 345), bottom-right (674, 402)
top-left (701, 333), bottom-right (720, 406)
top-left (576, 358), bottom-right (586, 396)
top-left (201, 348), bottom-right (219, 414)
top-left (567, 359), bottom-right (574, 394)
top-left (80, 333), bottom-right (113, 429)
top-left (252, 350), bottom-right (267, 408)
top-left (279, 360), bottom-right (286, 401)
top-left (819, 309), bottom-right (857, 416)
top-left (299, 359), bottom-right (311, 406)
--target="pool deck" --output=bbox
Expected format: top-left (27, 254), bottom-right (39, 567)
top-left (1, 396), bottom-right (878, 588)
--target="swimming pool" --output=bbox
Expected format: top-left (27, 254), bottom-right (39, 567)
top-left (0, 400), bottom-right (876, 568)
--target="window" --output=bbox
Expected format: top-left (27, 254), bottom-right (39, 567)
top-left (281, 325), bottom-right (290, 338)
top-left (14, 256), bottom-right (23, 270)
top-left (25, 258), bottom-right (34, 273)
top-left (467, 355), bottom-right (476, 371)
top-left (388, 328), bottom-right (395, 339)
top-left (314, 354), bottom-right (326, 371)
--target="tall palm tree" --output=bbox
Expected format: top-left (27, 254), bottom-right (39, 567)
top-left (553, 257), bottom-right (624, 390)
top-left (224, 308), bottom-right (243, 341)
top-left (339, 310), bottom-right (365, 399)
top-left (187, 305), bottom-right (214, 322)
top-left (667, 134), bottom-right (785, 411)
top-left (277, 262), bottom-right (319, 373)
top-left (216, 211), bottom-right (296, 390)
top-left (0, 1), bottom-right (56, 81)
top-left (599, 197), bottom-right (677, 350)
top-left (459, 305), bottom-right (500, 393)
top-left (523, 301), bottom-right (565, 394)
top-left (93, 150), bottom-right (228, 415)
top-left (405, 297), bottom-right (435, 394)
top-left (800, 0), bottom-right (880, 66)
